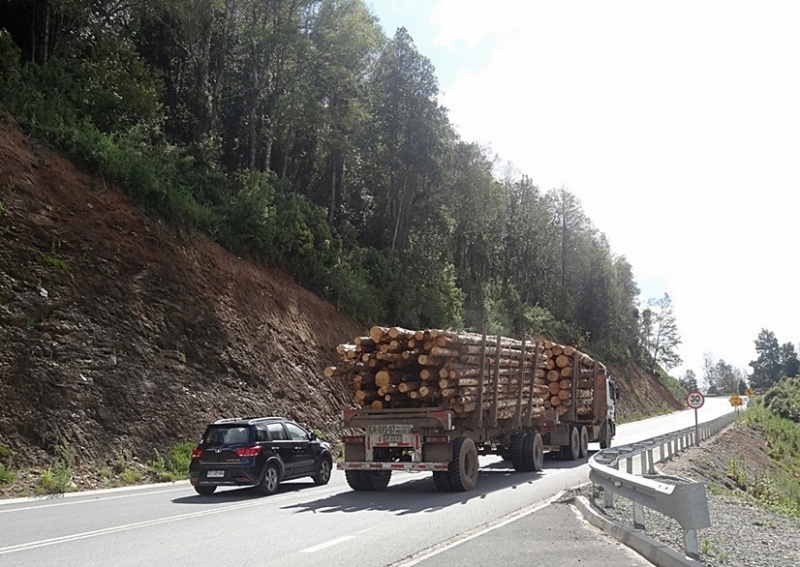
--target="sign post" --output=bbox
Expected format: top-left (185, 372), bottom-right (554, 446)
top-left (686, 391), bottom-right (705, 446)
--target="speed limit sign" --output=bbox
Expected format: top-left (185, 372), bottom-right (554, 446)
top-left (686, 391), bottom-right (705, 409)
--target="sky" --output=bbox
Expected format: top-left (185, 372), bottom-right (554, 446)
top-left (366, 0), bottom-right (799, 382)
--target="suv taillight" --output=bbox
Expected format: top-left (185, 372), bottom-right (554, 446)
top-left (235, 446), bottom-right (262, 458)
top-left (191, 448), bottom-right (203, 458)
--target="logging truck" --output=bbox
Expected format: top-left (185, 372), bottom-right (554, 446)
top-left (328, 327), bottom-right (619, 492)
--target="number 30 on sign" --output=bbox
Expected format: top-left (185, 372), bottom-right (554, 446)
top-left (686, 391), bottom-right (705, 409)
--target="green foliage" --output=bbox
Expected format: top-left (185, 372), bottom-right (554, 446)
top-left (0, 463), bottom-right (15, 485)
top-left (763, 377), bottom-right (800, 423)
top-left (35, 443), bottom-right (76, 495)
top-left (38, 251), bottom-right (69, 271)
top-left (740, 403), bottom-right (800, 517)
top-left (148, 441), bottom-right (195, 482)
top-left (1, 4), bottom-right (652, 356)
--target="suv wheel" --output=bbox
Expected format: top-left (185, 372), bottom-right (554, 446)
top-left (258, 463), bottom-right (280, 496)
top-left (312, 456), bottom-right (332, 485)
top-left (195, 486), bottom-right (216, 496)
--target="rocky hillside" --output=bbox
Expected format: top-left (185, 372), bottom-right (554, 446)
top-left (0, 112), bottom-right (680, 476)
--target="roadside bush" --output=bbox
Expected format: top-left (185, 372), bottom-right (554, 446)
top-left (764, 377), bottom-right (800, 423)
top-left (35, 443), bottom-right (76, 495)
top-left (148, 441), bottom-right (195, 482)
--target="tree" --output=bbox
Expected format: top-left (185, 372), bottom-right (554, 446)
top-left (749, 329), bottom-right (782, 389)
top-left (680, 369), bottom-right (698, 392)
top-left (780, 342), bottom-right (799, 379)
top-left (640, 293), bottom-right (683, 373)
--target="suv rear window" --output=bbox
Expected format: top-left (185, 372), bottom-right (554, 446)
top-left (202, 425), bottom-right (251, 446)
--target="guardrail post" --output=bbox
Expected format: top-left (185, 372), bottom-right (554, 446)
top-left (632, 502), bottom-right (645, 530)
top-left (645, 449), bottom-right (655, 474)
top-left (684, 528), bottom-right (700, 559)
top-left (604, 487), bottom-right (615, 508)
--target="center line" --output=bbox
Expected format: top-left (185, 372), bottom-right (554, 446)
top-left (301, 535), bottom-right (356, 553)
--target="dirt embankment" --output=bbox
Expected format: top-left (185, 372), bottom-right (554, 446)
top-left (0, 113), bottom-right (361, 470)
top-left (0, 112), bottom-right (683, 493)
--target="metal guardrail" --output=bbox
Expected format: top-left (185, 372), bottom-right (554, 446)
top-left (588, 411), bottom-right (738, 559)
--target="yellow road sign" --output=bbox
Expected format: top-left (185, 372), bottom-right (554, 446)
top-left (745, 388), bottom-right (754, 396)
top-left (730, 394), bottom-right (743, 406)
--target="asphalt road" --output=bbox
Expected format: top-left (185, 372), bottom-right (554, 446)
top-left (0, 398), bottom-right (733, 567)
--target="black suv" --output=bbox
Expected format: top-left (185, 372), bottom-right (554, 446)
top-left (189, 416), bottom-right (333, 496)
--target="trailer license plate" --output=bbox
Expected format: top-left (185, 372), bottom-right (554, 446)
top-left (207, 470), bottom-right (224, 478)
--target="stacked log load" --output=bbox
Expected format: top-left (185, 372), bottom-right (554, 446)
top-left (326, 326), bottom-right (604, 421)
top-left (536, 340), bottom-right (605, 418)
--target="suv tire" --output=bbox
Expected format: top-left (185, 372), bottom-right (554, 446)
top-left (312, 456), bottom-right (332, 485)
top-left (194, 486), bottom-right (216, 496)
top-left (257, 462), bottom-right (280, 496)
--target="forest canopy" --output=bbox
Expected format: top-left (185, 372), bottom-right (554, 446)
top-left (0, 0), bottom-right (654, 364)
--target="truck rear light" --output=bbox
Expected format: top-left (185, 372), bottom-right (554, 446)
top-left (191, 448), bottom-right (203, 458)
top-left (235, 446), bottom-right (262, 457)
top-left (425, 436), bottom-right (450, 444)
top-left (343, 435), bottom-right (365, 444)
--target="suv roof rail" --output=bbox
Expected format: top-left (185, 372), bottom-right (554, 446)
top-left (213, 417), bottom-right (251, 424)
top-left (248, 416), bottom-right (284, 423)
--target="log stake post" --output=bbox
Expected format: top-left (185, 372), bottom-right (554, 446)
top-left (512, 337), bottom-right (526, 428)
top-left (566, 351), bottom-right (579, 421)
top-left (593, 363), bottom-right (600, 420)
top-left (524, 343), bottom-right (540, 427)
top-left (488, 334), bottom-right (500, 428)
top-left (476, 328), bottom-right (487, 428)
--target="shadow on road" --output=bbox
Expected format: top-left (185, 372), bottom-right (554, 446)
top-left (171, 451), bottom-right (594, 508)
top-left (278, 453), bottom-right (593, 516)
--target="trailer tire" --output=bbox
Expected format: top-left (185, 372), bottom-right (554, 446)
top-left (579, 426), bottom-right (589, 459)
top-left (433, 471), bottom-right (453, 492)
top-left (447, 437), bottom-right (479, 491)
top-left (509, 431), bottom-right (527, 472)
top-left (599, 421), bottom-right (613, 449)
top-left (345, 470), bottom-right (391, 491)
top-left (559, 426), bottom-right (581, 461)
top-left (522, 432), bottom-right (544, 472)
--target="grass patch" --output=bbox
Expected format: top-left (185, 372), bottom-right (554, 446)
top-left (0, 463), bottom-right (16, 485)
top-left (38, 251), bottom-right (69, 271)
top-left (147, 441), bottom-right (195, 482)
top-left (736, 403), bottom-right (800, 517)
top-left (35, 442), bottom-right (76, 495)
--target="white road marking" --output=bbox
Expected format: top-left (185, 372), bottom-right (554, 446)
top-left (387, 496), bottom-right (559, 567)
top-left (0, 499), bottom-right (267, 555)
top-left (0, 486), bottom-right (190, 514)
top-left (300, 535), bottom-right (356, 553)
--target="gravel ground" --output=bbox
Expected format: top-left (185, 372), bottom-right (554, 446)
top-left (579, 472), bottom-right (800, 566)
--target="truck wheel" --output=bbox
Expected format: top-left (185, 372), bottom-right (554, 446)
top-left (345, 470), bottom-right (367, 491)
top-left (579, 426), bottom-right (589, 459)
top-left (345, 470), bottom-right (391, 491)
top-left (447, 437), bottom-right (479, 491)
top-left (432, 471), bottom-right (452, 492)
top-left (599, 421), bottom-right (612, 449)
top-left (559, 426), bottom-right (581, 461)
top-left (522, 432), bottom-right (544, 472)
top-left (509, 431), bottom-right (527, 472)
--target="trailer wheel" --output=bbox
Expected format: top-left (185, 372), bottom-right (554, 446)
top-left (579, 426), bottom-right (589, 459)
top-left (345, 470), bottom-right (367, 491)
top-left (345, 470), bottom-right (392, 491)
top-left (522, 432), bottom-right (544, 472)
top-left (599, 421), bottom-right (613, 449)
top-left (447, 437), bottom-right (479, 491)
top-left (559, 426), bottom-right (581, 461)
top-left (509, 431), bottom-right (527, 472)
top-left (432, 471), bottom-right (453, 492)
